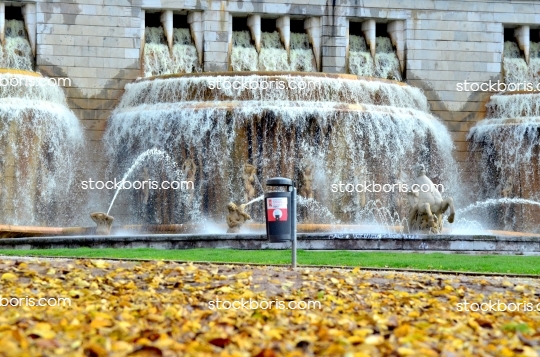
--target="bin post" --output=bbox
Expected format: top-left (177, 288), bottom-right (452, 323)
top-left (289, 182), bottom-right (297, 268)
top-left (265, 177), bottom-right (297, 268)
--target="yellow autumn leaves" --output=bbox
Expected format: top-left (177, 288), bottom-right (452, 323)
top-left (0, 257), bottom-right (539, 356)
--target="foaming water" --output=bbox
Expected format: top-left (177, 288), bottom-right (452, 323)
top-left (105, 73), bottom-right (460, 226)
top-left (231, 31), bottom-right (311, 72)
top-left (348, 35), bottom-right (374, 77)
top-left (290, 33), bottom-right (316, 72)
top-left (348, 36), bottom-right (401, 81)
top-left (1, 20), bottom-right (33, 71)
top-left (231, 31), bottom-right (258, 71)
top-left (0, 72), bottom-right (84, 225)
top-left (503, 42), bottom-right (527, 83)
top-left (374, 37), bottom-right (401, 81)
top-left (143, 27), bottom-right (199, 77)
top-left (259, 32), bottom-right (289, 71)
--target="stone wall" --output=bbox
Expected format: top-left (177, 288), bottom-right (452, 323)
top-left (24, 0), bottom-right (540, 175)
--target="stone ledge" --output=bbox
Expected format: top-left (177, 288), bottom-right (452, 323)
top-left (0, 234), bottom-right (539, 252)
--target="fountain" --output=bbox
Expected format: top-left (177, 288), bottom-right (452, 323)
top-left (467, 39), bottom-right (540, 232)
top-left (103, 71), bottom-right (459, 230)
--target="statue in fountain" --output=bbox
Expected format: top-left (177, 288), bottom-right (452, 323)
top-left (243, 164), bottom-right (257, 203)
top-left (90, 212), bottom-right (114, 235)
top-left (299, 162), bottom-right (314, 200)
top-left (406, 164), bottom-right (455, 234)
top-left (182, 158), bottom-right (197, 206)
top-left (226, 202), bottom-right (251, 233)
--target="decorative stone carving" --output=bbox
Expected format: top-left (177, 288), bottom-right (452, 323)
top-left (226, 202), bottom-right (251, 233)
top-left (90, 212), bottom-right (114, 235)
top-left (406, 164), bottom-right (455, 234)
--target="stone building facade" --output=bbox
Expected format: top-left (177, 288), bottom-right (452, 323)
top-left (11, 0), bottom-right (540, 172)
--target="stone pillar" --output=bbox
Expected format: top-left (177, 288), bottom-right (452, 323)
top-left (362, 19), bottom-right (376, 59)
top-left (188, 11), bottom-right (204, 66)
top-left (22, 3), bottom-right (36, 56)
top-left (247, 14), bottom-right (261, 52)
top-left (161, 10), bottom-right (173, 52)
top-left (305, 17), bottom-right (321, 71)
top-left (387, 20), bottom-right (405, 73)
top-left (0, 3), bottom-right (4, 45)
top-left (321, 10), bottom-right (346, 73)
top-left (514, 25), bottom-right (530, 64)
top-left (140, 9), bottom-right (145, 58)
top-left (276, 16), bottom-right (290, 55)
top-left (203, 9), bottom-right (230, 72)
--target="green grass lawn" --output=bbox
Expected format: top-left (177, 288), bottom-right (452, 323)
top-left (0, 248), bottom-right (539, 275)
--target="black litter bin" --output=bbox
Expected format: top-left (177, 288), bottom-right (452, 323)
top-left (265, 177), bottom-right (296, 243)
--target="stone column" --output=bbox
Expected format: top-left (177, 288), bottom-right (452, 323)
top-left (247, 14), bottom-right (261, 52)
top-left (22, 3), bottom-right (37, 56)
top-left (387, 20), bottom-right (405, 73)
top-left (140, 9), bottom-right (145, 58)
top-left (203, 8), bottom-right (230, 72)
top-left (321, 9), bottom-right (346, 73)
top-left (276, 16), bottom-right (290, 55)
top-left (188, 11), bottom-right (204, 66)
top-left (161, 10), bottom-right (173, 52)
top-left (514, 25), bottom-right (530, 64)
top-left (0, 3), bottom-right (4, 45)
top-left (305, 17), bottom-right (321, 71)
top-left (362, 19), bottom-right (376, 59)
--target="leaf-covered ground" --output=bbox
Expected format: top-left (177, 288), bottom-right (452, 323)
top-left (0, 257), bottom-right (540, 356)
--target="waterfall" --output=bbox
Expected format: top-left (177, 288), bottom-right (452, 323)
top-left (348, 36), bottom-right (401, 81)
top-left (374, 37), bottom-right (401, 81)
top-left (259, 32), bottom-right (289, 71)
top-left (0, 72), bottom-right (84, 225)
top-left (231, 31), bottom-right (258, 71)
top-left (1, 20), bottom-right (33, 71)
top-left (143, 27), bottom-right (199, 77)
top-left (289, 33), bottom-right (316, 72)
top-left (503, 41), bottom-right (530, 85)
top-left (348, 35), bottom-right (375, 77)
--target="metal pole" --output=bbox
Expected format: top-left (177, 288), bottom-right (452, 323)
top-left (291, 183), bottom-right (297, 268)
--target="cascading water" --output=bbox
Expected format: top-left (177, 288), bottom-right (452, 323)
top-left (143, 27), bottom-right (199, 77)
top-left (348, 35), bottom-right (374, 77)
top-left (171, 29), bottom-right (200, 74)
top-left (0, 71), bottom-right (84, 225)
top-left (374, 37), bottom-right (401, 81)
top-left (348, 36), bottom-right (401, 81)
top-left (531, 42), bottom-right (540, 85)
top-left (259, 32), bottom-right (289, 71)
top-left (104, 72), bottom-right (460, 227)
top-left (231, 31), bottom-right (258, 71)
top-left (1, 20), bottom-right (33, 71)
top-left (503, 41), bottom-right (530, 85)
top-left (289, 33), bottom-right (316, 72)
top-left (468, 92), bottom-right (540, 232)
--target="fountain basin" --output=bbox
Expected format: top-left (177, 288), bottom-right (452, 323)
top-left (105, 72), bottom-right (457, 227)
top-left (1, 232), bottom-right (540, 255)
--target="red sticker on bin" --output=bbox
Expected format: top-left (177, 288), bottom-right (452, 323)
top-left (267, 197), bottom-right (288, 222)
